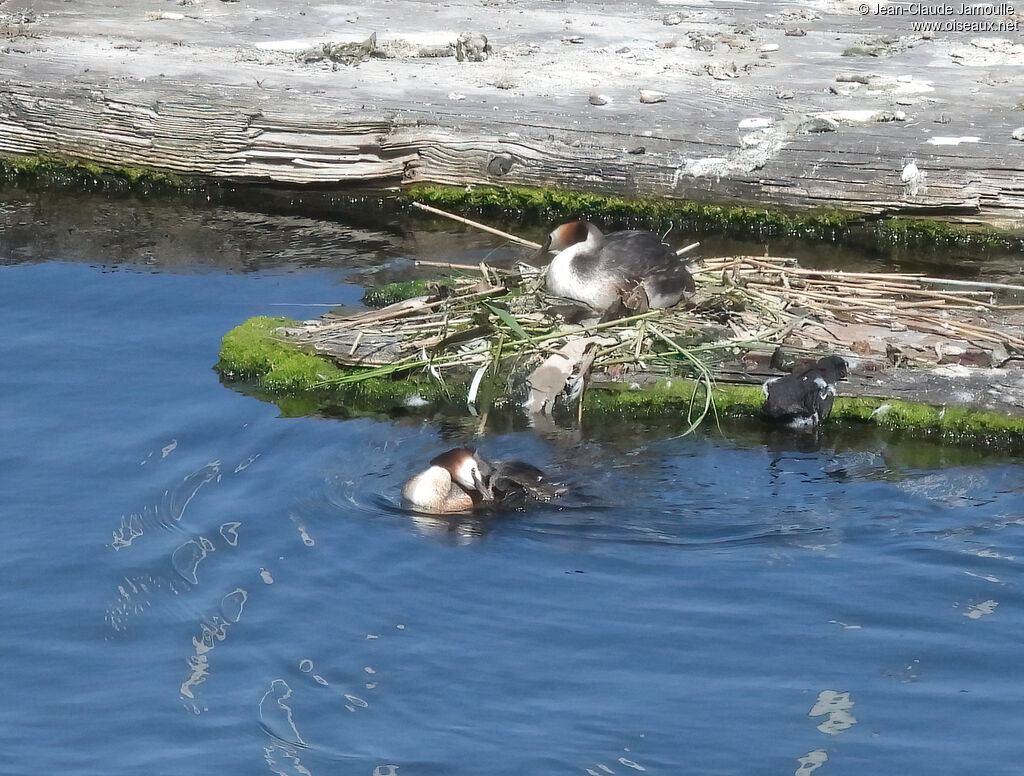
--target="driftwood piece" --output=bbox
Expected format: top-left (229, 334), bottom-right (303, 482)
top-left (1, 1), bottom-right (1023, 227)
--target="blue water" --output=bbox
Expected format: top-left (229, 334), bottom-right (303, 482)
top-left (3, 232), bottom-right (1024, 774)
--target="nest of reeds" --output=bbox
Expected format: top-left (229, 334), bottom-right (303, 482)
top-left (273, 248), bottom-right (1024, 426)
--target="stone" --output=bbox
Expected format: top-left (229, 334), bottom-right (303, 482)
top-left (638, 89), bottom-right (668, 104)
top-left (455, 31), bottom-right (491, 62)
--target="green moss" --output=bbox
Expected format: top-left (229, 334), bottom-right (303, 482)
top-left (583, 379), bottom-right (765, 419)
top-left (404, 184), bottom-right (1023, 252)
top-left (362, 276), bottom-right (491, 309)
top-left (362, 280), bottom-right (431, 308)
top-left (584, 379), bottom-right (1024, 446)
top-left (405, 183), bottom-right (858, 242)
top-left (216, 316), bottom-right (455, 410)
top-left (831, 397), bottom-right (1024, 442)
top-left (0, 153), bottom-right (198, 191)
top-left (217, 319), bottom-right (1024, 447)
top-left (878, 218), bottom-right (1006, 250)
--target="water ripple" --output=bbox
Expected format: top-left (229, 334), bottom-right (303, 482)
top-left (258, 680), bottom-right (307, 748)
top-left (110, 462), bottom-right (220, 550)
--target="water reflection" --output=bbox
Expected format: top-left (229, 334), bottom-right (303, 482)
top-left (110, 461), bottom-right (220, 550)
top-left (101, 453), bottom-right (272, 713)
top-left (258, 679), bottom-right (307, 747)
top-left (3, 185), bottom-right (1021, 284)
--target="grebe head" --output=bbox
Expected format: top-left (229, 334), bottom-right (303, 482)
top-left (536, 220), bottom-right (602, 259)
top-left (430, 447), bottom-right (494, 500)
top-left (816, 355), bottom-right (849, 382)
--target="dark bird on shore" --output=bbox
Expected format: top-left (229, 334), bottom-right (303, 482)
top-left (762, 355), bottom-right (849, 427)
top-left (539, 221), bottom-right (694, 315)
top-left (401, 447), bottom-right (564, 514)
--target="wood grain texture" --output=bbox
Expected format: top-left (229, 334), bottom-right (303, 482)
top-left (1, 0), bottom-right (1022, 225)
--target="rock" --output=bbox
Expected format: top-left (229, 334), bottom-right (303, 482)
top-left (705, 62), bottom-right (739, 79)
top-left (758, 43), bottom-right (780, 53)
top-left (785, 27), bottom-right (807, 36)
top-left (1013, 127), bottom-right (1024, 141)
top-left (940, 347), bottom-right (993, 368)
top-left (798, 116), bottom-right (839, 133)
top-left (561, 35), bottom-right (584, 44)
top-left (738, 117), bottom-right (772, 129)
top-left (638, 89), bottom-right (667, 104)
top-left (298, 33), bottom-right (379, 66)
top-left (455, 31), bottom-right (491, 62)
top-left (886, 343), bottom-right (910, 367)
top-left (687, 33), bottom-right (715, 52)
top-left (588, 92), bottom-right (609, 106)
top-left (663, 13), bottom-right (684, 26)
top-left (741, 350), bottom-right (774, 370)
top-left (777, 91), bottom-right (794, 100)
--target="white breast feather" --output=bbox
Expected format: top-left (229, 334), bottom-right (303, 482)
top-left (546, 243), bottom-right (620, 310)
top-left (402, 466), bottom-right (450, 510)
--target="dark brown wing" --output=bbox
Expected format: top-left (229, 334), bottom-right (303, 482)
top-left (600, 232), bottom-right (694, 298)
top-left (490, 460), bottom-right (565, 504)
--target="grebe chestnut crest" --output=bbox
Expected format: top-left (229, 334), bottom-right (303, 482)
top-left (401, 447), bottom-right (563, 514)
top-left (541, 221), bottom-right (695, 314)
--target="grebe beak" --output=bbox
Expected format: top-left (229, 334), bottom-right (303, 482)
top-left (533, 235), bottom-right (552, 263)
top-left (472, 468), bottom-right (494, 501)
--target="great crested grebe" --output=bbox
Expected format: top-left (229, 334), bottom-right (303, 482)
top-left (401, 447), bottom-right (563, 514)
top-left (762, 355), bottom-right (849, 427)
top-left (541, 220), bottom-right (695, 314)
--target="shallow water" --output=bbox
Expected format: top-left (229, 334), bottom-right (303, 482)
top-left (2, 191), bottom-right (1024, 775)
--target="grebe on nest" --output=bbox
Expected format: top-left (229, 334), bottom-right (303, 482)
top-left (540, 220), bottom-right (694, 314)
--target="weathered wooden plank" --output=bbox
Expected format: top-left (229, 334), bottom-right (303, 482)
top-left (1, 0), bottom-right (1022, 225)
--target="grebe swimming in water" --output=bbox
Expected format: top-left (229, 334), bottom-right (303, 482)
top-left (762, 355), bottom-right (849, 427)
top-left (401, 447), bottom-right (563, 514)
top-left (541, 221), bottom-right (695, 314)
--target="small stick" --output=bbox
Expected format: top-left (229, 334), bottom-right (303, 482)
top-left (415, 259), bottom-right (510, 274)
top-left (919, 276), bottom-right (1024, 293)
top-left (318, 286), bottom-right (506, 329)
top-left (796, 277), bottom-right (993, 297)
top-left (348, 330), bottom-right (363, 356)
top-left (913, 315), bottom-right (1024, 348)
top-left (742, 257), bottom-right (924, 280)
top-left (676, 242), bottom-right (700, 256)
top-left (411, 202), bottom-right (543, 249)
